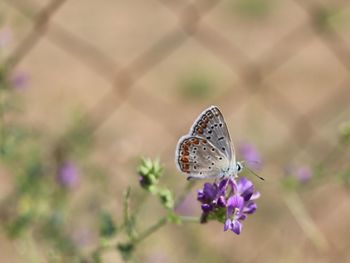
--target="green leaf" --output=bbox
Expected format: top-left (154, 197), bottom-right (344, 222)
top-left (117, 243), bottom-right (134, 261)
top-left (6, 213), bottom-right (33, 238)
top-left (99, 212), bottom-right (117, 239)
top-left (158, 188), bottom-right (174, 210)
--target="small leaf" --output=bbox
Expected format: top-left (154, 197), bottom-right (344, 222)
top-left (158, 188), bottom-right (174, 210)
top-left (99, 212), bottom-right (117, 239)
top-left (6, 213), bottom-right (33, 238)
top-left (117, 242), bottom-right (134, 261)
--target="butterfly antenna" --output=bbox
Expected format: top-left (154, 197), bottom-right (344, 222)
top-left (241, 161), bottom-right (265, 181)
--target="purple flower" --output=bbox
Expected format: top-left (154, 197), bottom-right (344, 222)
top-left (238, 142), bottom-right (262, 170)
top-left (10, 71), bottom-right (29, 90)
top-left (296, 166), bottom-right (312, 183)
top-left (197, 177), bottom-right (260, 235)
top-left (57, 161), bottom-right (80, 189)
top-left (224, 194), bottom-right (244, 234)
top-left (284, 164), bottom-right (313, 184)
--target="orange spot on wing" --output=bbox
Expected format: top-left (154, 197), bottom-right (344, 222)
top-left (181, 156), bottom-right (189, 162)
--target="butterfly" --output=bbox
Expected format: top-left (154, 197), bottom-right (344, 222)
top-left (175, 106), bottom-right (243, 180)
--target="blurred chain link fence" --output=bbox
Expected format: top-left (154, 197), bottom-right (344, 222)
top-left (2, 0), bottom-right (350, 261)
top-left (4, 0), bottom-right (350, 156)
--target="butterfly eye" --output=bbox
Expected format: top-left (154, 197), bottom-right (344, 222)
top-left (237, 163), bottom-right (242, 172)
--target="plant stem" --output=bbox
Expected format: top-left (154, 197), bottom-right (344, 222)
top-left (179, 216), bottom-right (200, 223)
top-left (129, 214), bottom-right (200, 248)
top-left (284, 191), bottom-right (329, 251)
top-left (133, 217), bottom-right (167, 245)
top-left (123, 187), bottom-right (137, 240)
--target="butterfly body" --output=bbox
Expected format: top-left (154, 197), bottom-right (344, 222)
top-left (175, 106), bottom-right (243, 180)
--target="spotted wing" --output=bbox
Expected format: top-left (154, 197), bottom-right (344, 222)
top-left (175, 136), bottom-right (230, 179)
top-left (190, 106), bottom-right (234, 163)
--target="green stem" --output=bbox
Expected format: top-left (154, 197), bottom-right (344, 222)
top-left (133, 217), bottom-right (167, 245)
top-left (123, 187), bottom-right (137, 240)
top-left (179, 216), bottom-right (200, 223)
top-left (131, 215), bottom-right (200, 246)
top-left (113, 179), bottom-right (199, 262)
top-left (130, 180), bottom-right (198, 245)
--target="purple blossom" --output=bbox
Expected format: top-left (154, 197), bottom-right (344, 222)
top-left (57, 161), bottom-right (80, 189)
top-left (296, 166), bottom-right (313, 183)
top-left (197, 177), bottom-right (260, 235)
top-left (284, 164), bottom-right (313, 184)
top-left (238, 142), bottom-right (262, 170)
top-left (10, 71), bottom-right (29, 90)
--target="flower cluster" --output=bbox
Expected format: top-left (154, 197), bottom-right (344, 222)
top-left (284, 164), bottom-right (313, 186)
top-left (57, 161), bottom-right (80, 189)
top-left (138, 158), bottom-right (174, 209)
top-left (197, 177), bottom-right (260, 235)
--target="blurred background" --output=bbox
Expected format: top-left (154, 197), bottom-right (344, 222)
top-left (1, 0), bottom-right (350, 262)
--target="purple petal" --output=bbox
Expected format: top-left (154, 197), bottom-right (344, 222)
top-left (227, 195), bottom-right (244, 216)
top-left (217, 195), bottom-right (226, 207)
top-left (229, 178), bottom-right (238, 194)
top-left (237, 177), bottom-right (254, 201)
top-left (58, 161), bottom-right (79, 189)
top-left (11, 71), bottom-right (29, 90)
top-left (296, 166), bottom-right (313, 183)
top-left (237, 177), bottom-right (252, 192)
top-left (238, 214), bottom-right (247, 221)
top-left (250, 191), bottom-right (260, 200)
top-left (203, 183), bottom-right (217, 200)
top-left (244, 202), bottom-right (257, 214)
top-left (218, 179), bottom-right (229, 190)
top-left (284, 164), bottom-right (313, 184)
top-left (197, 189), bottom-right (205, 202)
top-left (231, 220), bottom-right (243, 235)
top-left (224, 219), bottom-right (231, 232)
top-left (201, 203), bottom-right (212, 213)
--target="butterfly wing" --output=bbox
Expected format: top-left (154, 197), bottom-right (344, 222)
top-left (190, 106), bottom-right (235, 164)
top-left (175, 136), bottom-right (230, 179)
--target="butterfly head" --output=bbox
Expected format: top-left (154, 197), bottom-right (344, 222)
top-left (236, 161), bottom-right (243, 173)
